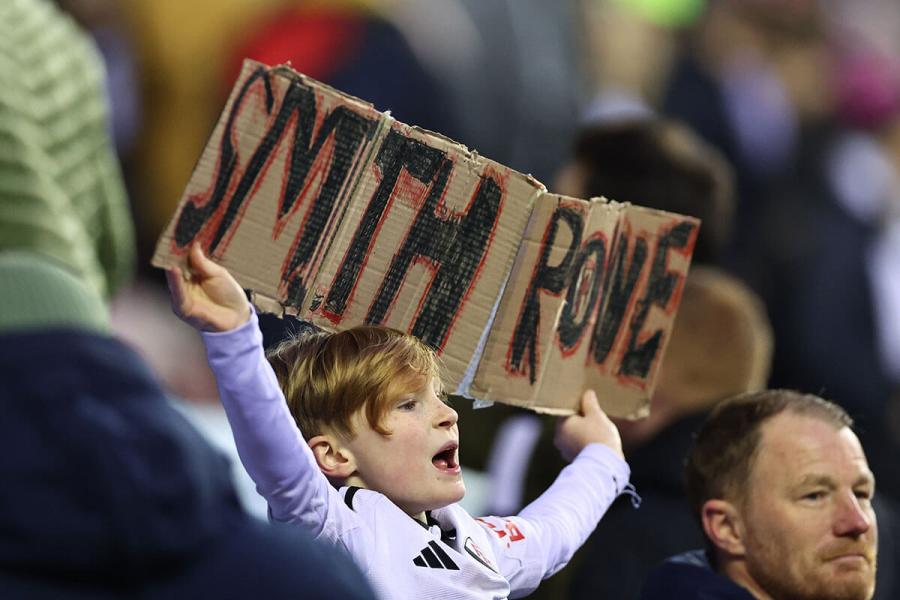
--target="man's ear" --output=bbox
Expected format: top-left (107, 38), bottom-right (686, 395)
top-left (308, 434), bottom-right (357, 480)
top-left (701, 499), bottom-right (746, 557)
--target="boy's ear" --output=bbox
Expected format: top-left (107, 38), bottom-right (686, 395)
top-left (308, 434), bottom-right (357, 480)
top-left (701, 498), bottom-right (746, 557)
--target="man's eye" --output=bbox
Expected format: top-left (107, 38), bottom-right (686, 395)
top-left (802, 491), bottom-right (826, 501)
top-left (855, 489), bottom-right (873, 502)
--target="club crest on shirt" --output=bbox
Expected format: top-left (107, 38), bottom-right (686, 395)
top-left (464, 537), bottom-right (498, 573)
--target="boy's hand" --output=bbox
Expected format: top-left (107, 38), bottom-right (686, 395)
top-left (165, 244), bottom-right (250, 332)
top-left (554, 390), bottom-right (624, 462)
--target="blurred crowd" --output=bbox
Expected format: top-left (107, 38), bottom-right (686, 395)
top-left (6, 0), bottom-right (900, 597)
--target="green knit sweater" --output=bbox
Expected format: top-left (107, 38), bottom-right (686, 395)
top-left (0, 0), bottom-right (135, 303)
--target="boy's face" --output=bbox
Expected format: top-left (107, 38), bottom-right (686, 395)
top-left (346, 377), bottom-right (465, 518)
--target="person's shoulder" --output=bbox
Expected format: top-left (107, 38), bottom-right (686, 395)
top-left (640, 551), bottom-right (754, 600)
top-left (154, 517), bottom-right (376, 599)
top-left (338, 485), bottom-right (408, 534)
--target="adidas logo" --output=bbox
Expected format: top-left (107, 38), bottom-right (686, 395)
top-left (412, 541), bottom-right (459, 570)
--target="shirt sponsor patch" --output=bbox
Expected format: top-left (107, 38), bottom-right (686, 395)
top-left (476, 518), bottom-right (525, 548)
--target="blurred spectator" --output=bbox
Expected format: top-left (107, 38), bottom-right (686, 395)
top-left (423, 0), bottom-right (583, 182)
top-left (0, 254), bottom-right (374, 599)
top-left (108, 284), bottom-right (271, 519)
top-left (759, 95), bottom-right (900, 502)
top-left (0, 1), bottom-right (376, 596)
top-left (659, 0), bottom-right (900, 501)
top-left (0, 0), bottom-right (135, 304)
top-left (55, 0), bottom-right (143, 157)
top-left (569, 267), bottom-right (773, 600)
top-left (223, 3), bottom-right (459, 141)
top-left (230, 0), bottom-right (589, 190)
top-left (663, 0), bottom-right (835, 278)
top-left (120, 0), bottom-right (287, 273)
top-left (577, 0), bottom-right (681, 118)
top-left (111, 283), bottom-right (219, 403)
top-left (556, 118), bottom-right (734, 264)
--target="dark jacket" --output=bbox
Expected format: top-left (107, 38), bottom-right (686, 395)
top-left (640, 551), bottom-right (754, 600)
top-left (0, 328), bottom-right (374, 599)
top-left (569, 413), bottom-right (708, 600)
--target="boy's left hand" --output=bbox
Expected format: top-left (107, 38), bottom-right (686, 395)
top-left (165, 244), bottom-right (250, 332)
top-left (554, 390), bottom-right (624, 462)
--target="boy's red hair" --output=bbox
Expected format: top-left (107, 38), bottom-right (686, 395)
top-left (267, 326), bottom-right (441, 439)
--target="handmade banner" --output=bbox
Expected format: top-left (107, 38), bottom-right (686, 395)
top-left (153, 59), bottom-right (698, 416)
top-left (470, 198), bottom-right (698, 417)
top-left (301, 119), bottom-right (543, 386)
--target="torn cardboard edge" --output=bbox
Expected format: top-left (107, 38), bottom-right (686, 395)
top-left (152, 59), bottom-right (700, 418)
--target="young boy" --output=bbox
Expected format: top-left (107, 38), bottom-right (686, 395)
top-left (167, 244), bottom-right (631, 599)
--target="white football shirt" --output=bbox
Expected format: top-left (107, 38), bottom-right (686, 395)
top-left (203, 309), bottom-right (631, 599)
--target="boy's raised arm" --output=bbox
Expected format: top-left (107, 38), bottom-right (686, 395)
top-left (481, 390), bottom-right (631, 598)
top-left (165, 246), bottom-right (339, 533)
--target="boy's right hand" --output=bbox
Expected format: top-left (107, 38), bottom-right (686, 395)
top-left (165, 244), bottom-right (250, 333)
top-left (554, 390), bottom-right (624, 462)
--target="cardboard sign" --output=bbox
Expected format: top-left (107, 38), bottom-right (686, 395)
top-left (470, 198), bottom-right (698, 417)
top-left (153, 59), bottom-right (699, 416)
top-left (154, 62), bottom-right (384, 313)
top-left (301, 119), bottom-right (542, 388)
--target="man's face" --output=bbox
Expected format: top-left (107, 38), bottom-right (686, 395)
top-left (345, 378), bottom-right (465, 518)
top-left (738, 412), bottom-right (878, 600)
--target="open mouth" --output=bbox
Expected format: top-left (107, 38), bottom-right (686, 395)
top-left (432, 442), bottom-right (460, 472)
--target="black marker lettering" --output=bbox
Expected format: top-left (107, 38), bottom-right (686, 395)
top-left (557, 237), bottom-right (607, 351)
top-left (508, 207), bottom-right (583, 383)
top-left (619, 221), bottom-right (697, 378)
top-left (172, 69), bottom-right (377, 308)
top-left (591, 233), bottom-right (648, 365)
top-left (174, 67), bottom-right (273, 248)
top-left (276, 88), bottom-right (378, 306)
top-left (367, 166), bottom-right (503, 350)
top-left (325, 131), bottom-right (445, 317)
